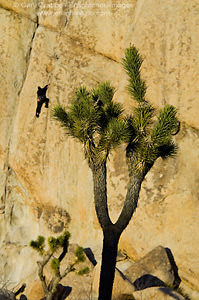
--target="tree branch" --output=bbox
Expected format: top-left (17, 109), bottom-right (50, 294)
top-left (115, 175), bottom-right (143, 233)
top-left (60, 263), bottom-right (76, 280)
top-left (92, 163), bottom-right (112, 230)
top-left (49, 263), bottom-right (76, 297)
top-left (37, 252), bottom-right (53, 295)
top-left (115, 151), bottom-right (153, 233)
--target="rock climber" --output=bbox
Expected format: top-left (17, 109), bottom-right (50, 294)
top-left (36, 84), bottom-right (49, 117)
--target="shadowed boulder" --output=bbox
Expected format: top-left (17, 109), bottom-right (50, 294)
top-left (0, 288), bottom-right (16, 300)
top-left (124, 246), bottom-right (180, 289)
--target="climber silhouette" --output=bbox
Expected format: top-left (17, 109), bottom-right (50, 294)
top-left (36, 85), bottom-right (49, 117)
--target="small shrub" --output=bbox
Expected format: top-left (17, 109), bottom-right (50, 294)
top-left (30, 231), bottom-right (89, 300)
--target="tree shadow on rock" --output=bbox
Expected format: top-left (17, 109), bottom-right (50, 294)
top-left (56, 285), bottom-right (72, 300)
top-left (84, 247), bottom-right (97, 266)
top-left (19, 295), bottom-right (28, 300)
top-left (41, 285), bottom-right (72, 300)
top-left (133, 274), bottom-right (165, 290)
top-left (159, 287), bottom-right (185, 300)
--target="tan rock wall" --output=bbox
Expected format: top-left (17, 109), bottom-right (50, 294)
top-left (0, 0), bottom-right (199, 296)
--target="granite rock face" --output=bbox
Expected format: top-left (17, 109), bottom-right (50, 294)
top-left (0, 0), bottom-right (199, 298)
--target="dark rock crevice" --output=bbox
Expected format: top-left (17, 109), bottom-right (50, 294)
top-left (1, 164), bottom-right (12, 214)
top-left (1, 4), bottom-right (119, 68)
top-left (18, 16), bottom-right (39, 98)
top-left (5, 15), bottom-right (39, 169)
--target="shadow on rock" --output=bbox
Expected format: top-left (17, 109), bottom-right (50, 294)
top-left (84, 247), bottom-right (97, 266)
top-left (19, 295), bottom-right (27, 300)
top-left (54, 285), bottom-right (72, 300)
top-left (133, 274), bottom-right (166, 290)
top-left (40, 285), bottom-right (72, 300)
top-left (159, 287), bottom-right (186, 300)
top-left (165, 248), bottom-right (181, 287)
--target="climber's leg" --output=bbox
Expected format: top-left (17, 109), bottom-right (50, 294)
top-left (36, 99), bottom-right (42, 117)
top-left (45, 98), bottom-right (49, 108)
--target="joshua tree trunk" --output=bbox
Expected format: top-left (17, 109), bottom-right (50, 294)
top-left (46, 291), bottom-right (54, 300)
top-left (98, 227), bottom-right (121, 300)
top-left (92, 155), bottom-right (153, 300)
top-left (92, 163), bottom-right (117, 300)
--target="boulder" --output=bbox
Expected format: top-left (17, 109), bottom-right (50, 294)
top-left (117, 294), bottom-right (135, 300)
top-left (24, 280), bottom-right (71, 300)
top-left (19, 296), bottom-right (27, 300)
top-left (0, 288), bottom-right (16, 300)
top-left (24, 280), bottom-right (44, 300)
top-left (124, 246), bottom-right (180, 290)
top-left (133, 287), bottom-right (186, 300)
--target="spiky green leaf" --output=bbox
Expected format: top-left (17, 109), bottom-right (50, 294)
top-left (48, 237), bottom-right (59, 253)
top-left (51, 105), bottom-right (68, 128)
top-left (75, 86), bottom-right (90, 101)
top-left (57, 231), bottom-right (71, 248)
top-left (30, 236), bottom-right (45, 255)
top-left (151, 105), bottom-right (179, 146)
top-left (157, 141), bottom-right (178, 159)
top-left (99, 118), bottom-right (129, 152)
top-left (122, 46), bottom-right (147, 103)
top-left (75, 246), bottom-right (86, 263)
top-left (51, 258), bottom-right (60, 273)
top-left (68, 92), bottom-right (101, 143)
top-left (93, 81), bottom-right (115, 105)
top-left (104, 101), bottom-right (124, 120)
top-left (77, 267), bottom-right (90, 276)
top-left (131, 104), bottom-right (155, 134)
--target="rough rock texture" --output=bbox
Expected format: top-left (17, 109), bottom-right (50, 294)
top-left (133, 287), bottom-right (186, 300)
top-left (24, 280), bottom-right (44, 300)
top-left (0, 0), bottom-right (199, 298)
top-left (0, 288), bottom-right (16, 300)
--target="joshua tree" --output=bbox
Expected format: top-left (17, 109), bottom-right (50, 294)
top-left (52, 46), bottom-right (180, 300)
top-left (30, 231), bottom-right (89, 300)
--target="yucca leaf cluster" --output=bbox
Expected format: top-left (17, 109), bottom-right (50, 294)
top-left (52, 82), bottom-right (129, 168)
top-left (75, 246), bottom-right (86, 263)
top-left (122, 46), bottom-right (147, 103)
top-left (52, 45), bottom-right (179, 172)
top-left (77, 266), bottom-right (90, 276)
top-left (30, 231), bottom-right (71, 256)
top-left (30, 232), bottom-right (89, 299)
top-left (126, 103), bottom-right (178, 170)
top-left (50, 258), bottom-right (60, 273)
top-left (122, 46), bottom-right (179, 170)
top-left (30, 231), bottom-right (89, 276)
top-left (29, 235), bottom-right (45, 255)
top-left (48, 231), bottom-right (71, 254)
